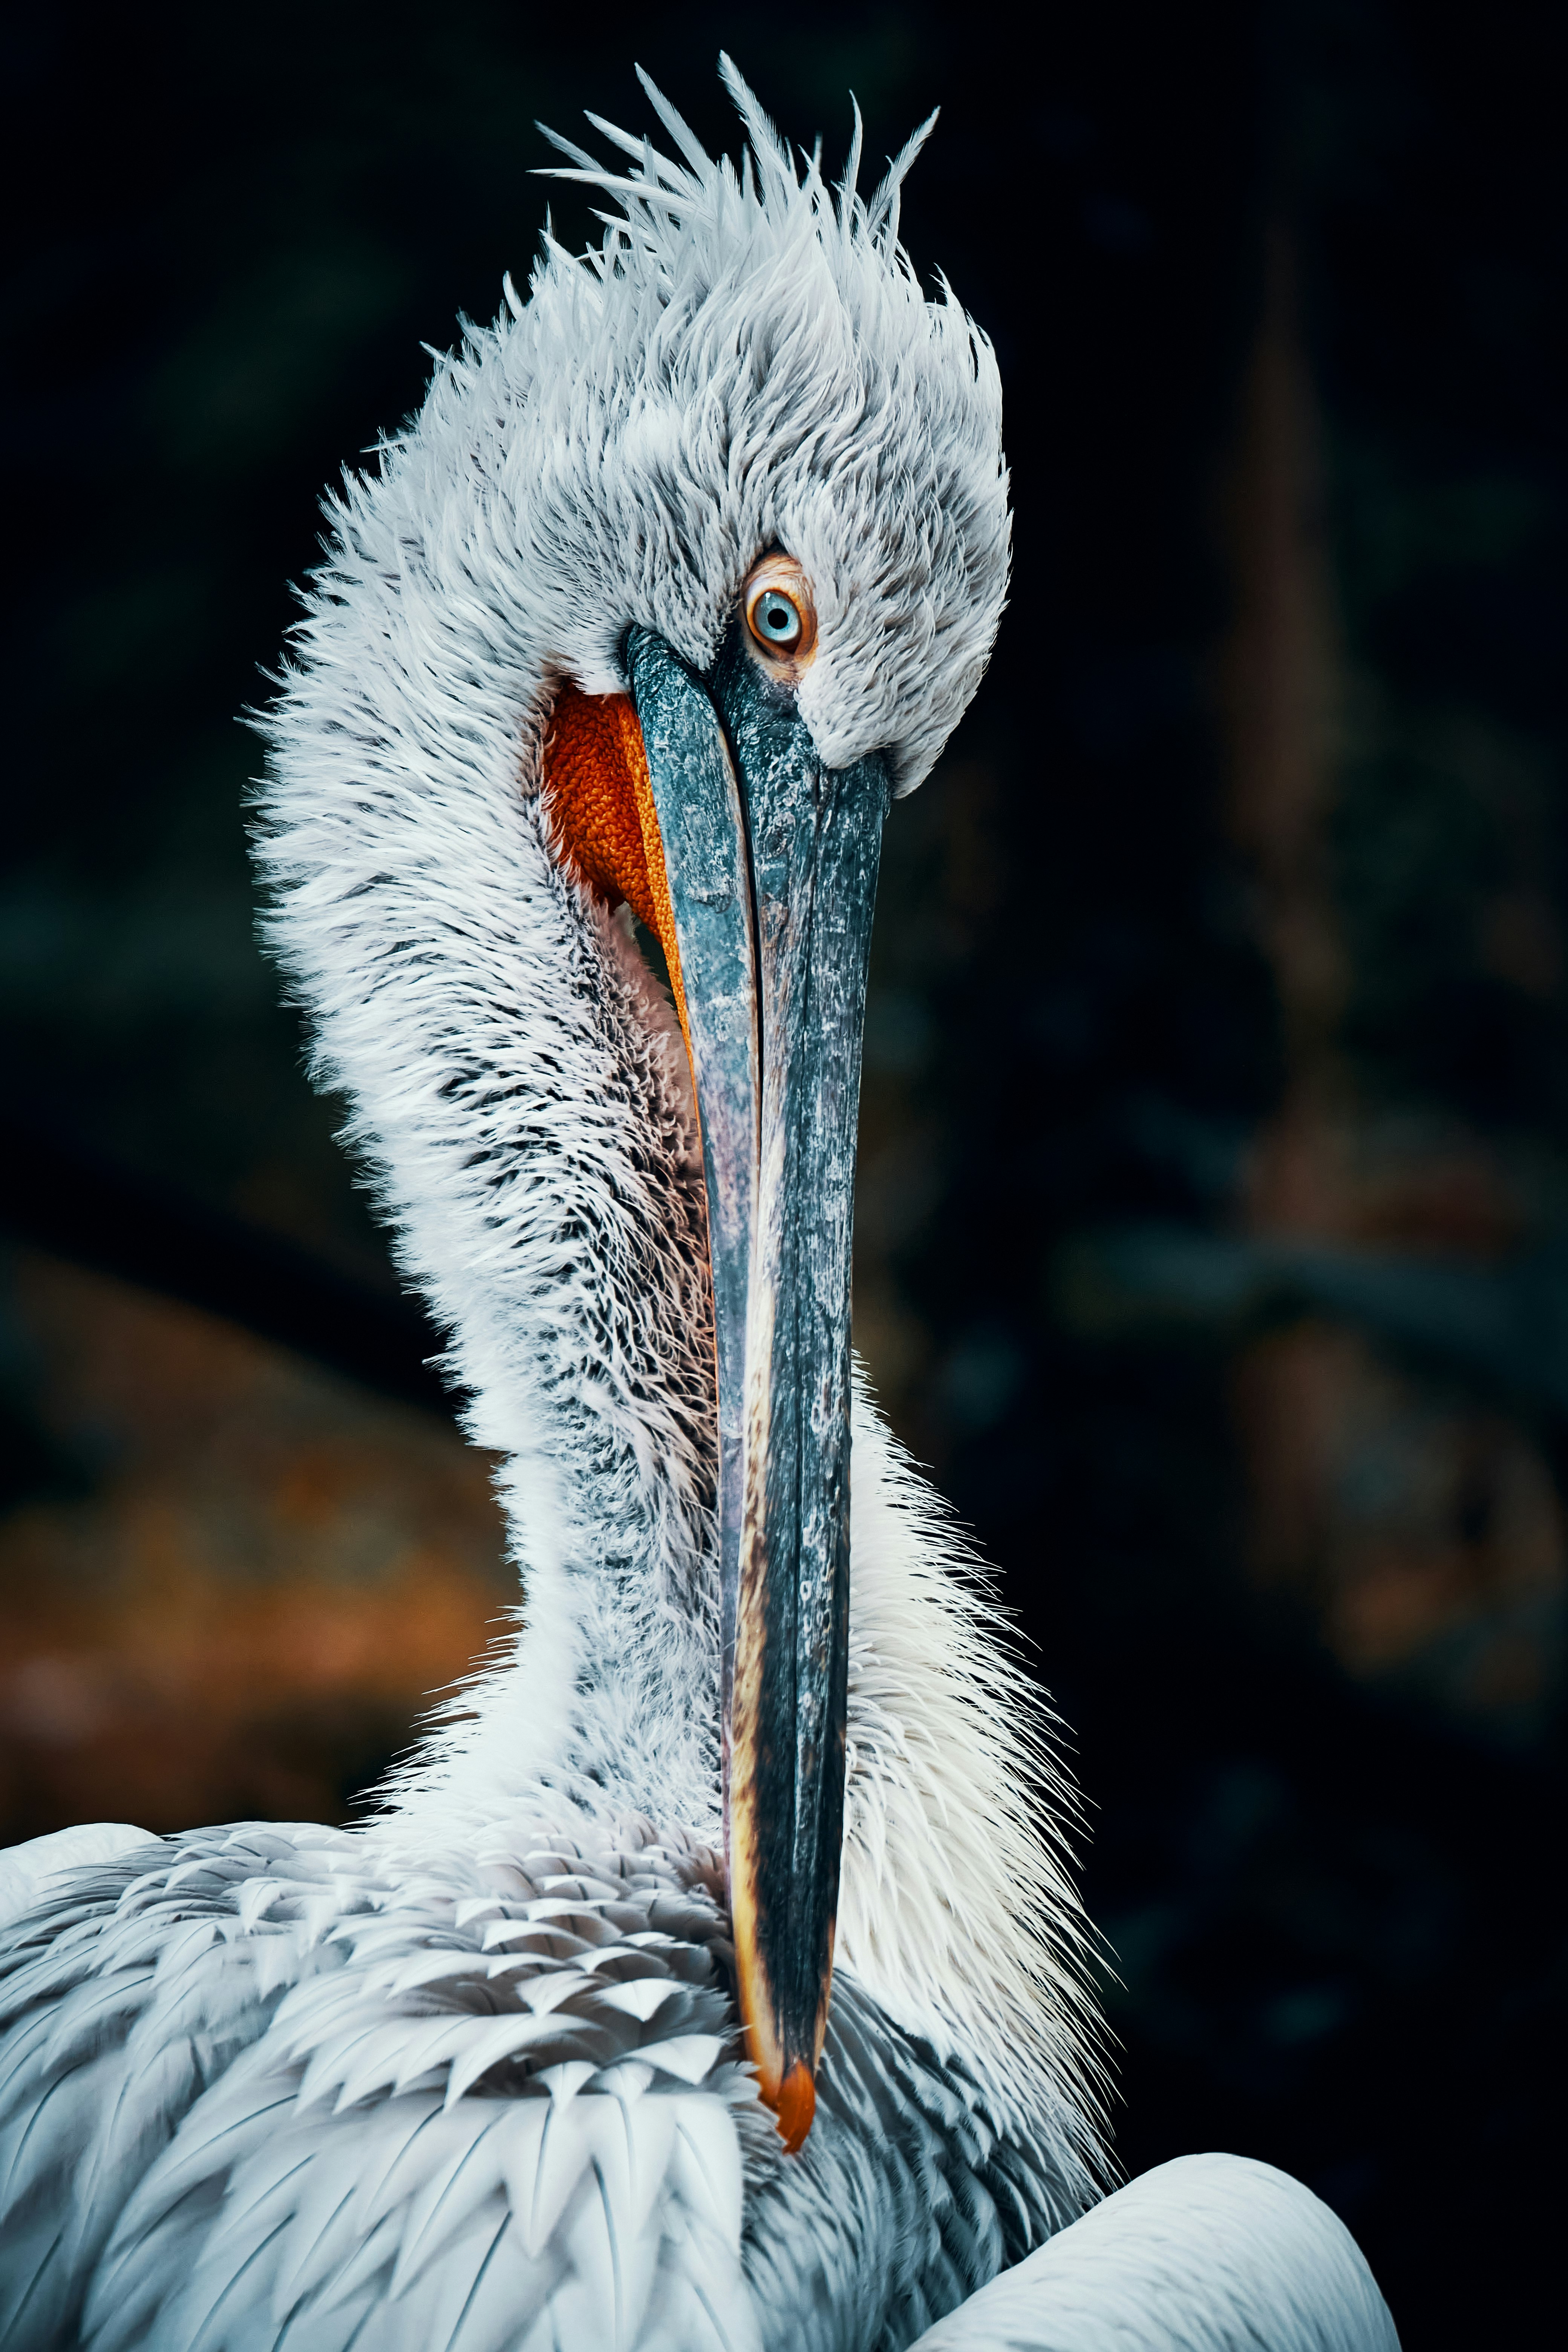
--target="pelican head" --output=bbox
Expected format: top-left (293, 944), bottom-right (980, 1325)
top-left (260, 58), bottom-right (1010, 2151)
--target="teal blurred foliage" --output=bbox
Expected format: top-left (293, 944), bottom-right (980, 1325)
top-left (3, 4), bottom-right (1565, 2344)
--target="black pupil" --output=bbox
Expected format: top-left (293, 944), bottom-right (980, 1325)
top-left (763, 597), bottom-right (795, 639)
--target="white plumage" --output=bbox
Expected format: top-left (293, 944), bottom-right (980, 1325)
top-left (0, 60), bottom-right (1396, 2351)
top-left (910, 2157), bottom-right (1399, 2352)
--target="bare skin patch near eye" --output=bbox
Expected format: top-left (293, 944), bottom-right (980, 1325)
top-left (542, 684), bottom-right (689, 1049)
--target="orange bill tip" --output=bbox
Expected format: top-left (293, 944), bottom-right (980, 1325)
top-left (769, 2061), bottom-right (817, 2155)
top-left (732, 1865), bottom-right (821, 2154)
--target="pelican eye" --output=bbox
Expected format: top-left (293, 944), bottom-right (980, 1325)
top-left (741, 556), bottom-right (818, 668)
top-left (750, 590), bottom-right (802, 650)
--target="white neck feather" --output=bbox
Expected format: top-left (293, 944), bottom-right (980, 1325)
top-left (262, 650), bottom-right (1098, 2130)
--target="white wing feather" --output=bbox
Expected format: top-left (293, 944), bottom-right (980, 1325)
top-left (904, 2155), bottom-right (1399, 2352)
top-left (0, 1819), bottom-right (761, 2351)
top-left (0, 1825), bottom-right (155, 1931)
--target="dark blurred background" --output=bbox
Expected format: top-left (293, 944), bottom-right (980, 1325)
top-left (3, 2), bottom-right (1563, 2340)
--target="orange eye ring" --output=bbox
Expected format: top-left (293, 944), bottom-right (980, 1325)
top-left (743, 555), bottom-right (818, 671)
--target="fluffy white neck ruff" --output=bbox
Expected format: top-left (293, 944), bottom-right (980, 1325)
top-left (257, 62), bottom-right (1098, 2134)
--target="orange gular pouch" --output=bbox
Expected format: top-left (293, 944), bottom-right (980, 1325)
top-left (542, 683), bottom-right (691, 1050)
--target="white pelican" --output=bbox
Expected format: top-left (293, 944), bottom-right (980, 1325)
top-left (0, 62), bottom-right (1398, 2352)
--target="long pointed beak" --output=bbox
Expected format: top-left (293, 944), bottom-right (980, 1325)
top-left (627, 625), bottom-right (889, 2151)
